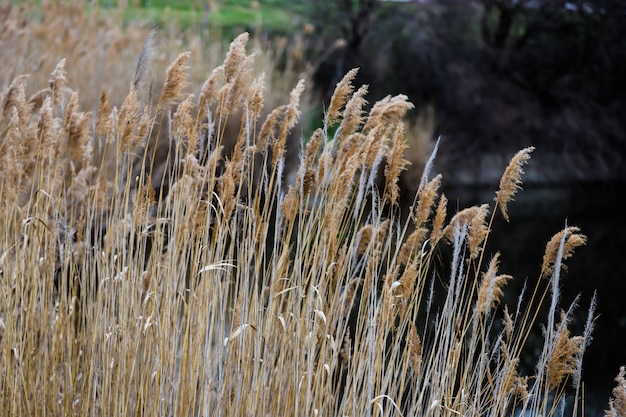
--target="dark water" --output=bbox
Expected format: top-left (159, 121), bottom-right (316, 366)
top-left (443, 181), bottom-right (626, 415)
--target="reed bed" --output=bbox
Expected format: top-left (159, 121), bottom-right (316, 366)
top-left (0, 4), bottom-right (616, 417)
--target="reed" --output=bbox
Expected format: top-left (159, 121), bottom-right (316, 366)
top-left (0, 3), bottom-right (610, 417)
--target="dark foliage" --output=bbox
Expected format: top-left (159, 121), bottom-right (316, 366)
top-left (306, 0), bottom-right (626, 184)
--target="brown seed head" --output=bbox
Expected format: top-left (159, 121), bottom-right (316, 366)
top-left (502, 305), bottom-right (514, 342)
top-left (118, 87), bottom-right (141, 151)
top-left (356, 225), bottom-right (373, 255)
top-left (476, 252), bottom-right (512, 316)
top-left (133, 181), bottom-right (156, 226)
top-left (399, 260), bottom-right (418, 300)
top-left (413, 174), bottom-right (442, 228)
top-left (0, 109), bottom-right (25, 195)
top-left (398, 227), bottom-right (428, 266)
top-left (541, 226), bottom-right (587, 278)
top-left (247, 72), bottom-right (266, 124)
top-left (257, 104), bottom-right (287, 153)
top-left (495, 147), bottom-right (534, 222)
top-left (67, 110), bottom-right (92, 167)
top-left (364, 94), bottom-right (414, 133)
top-left (499, 343), bottom-right (521, 396)
top-left (37, 96), bottom-right (55, 161)
top-left (160, 51), bottom-right (191, 105)
top-left (96, 89), bottom-right (112, 138)
top-left (445, 204), bottom-right (490, 259)
top-left (383, 124), bottom-right (410, 206)
top-left (226, 53), bottom-right (255, 114)
top-left (172, 94), bottom-right (197, 153)
top-left (198, 65), bottom-right (225, 117)
top-left (224, 33), bottom-right (249, 84)
top-left (48, 58), bottom-right (67, 108)
top-left (299, 128), bottom-right (323, 196)
top-left (281, 185), bottom-right (299, 224)
top-left (546, 311), bottom-right (584, 391)
top-left (338, 84), bottom-right (368, 142)
top-left (467, 204), bottom-right (490, 259)
top-left (63, 91), bottom-right (80, 131)
top-left (272, 79), bottom-right (305, 166)
top-left (430, 194), bottom-right (448, 248)
top-left (407, 322), bottom-right (422, 376)
top-left (326, 68), bottom-right (359, 126)
top-left (2, 74), bottom-right (30, 118)
top-left (606, 367), bottom-right (626, 417)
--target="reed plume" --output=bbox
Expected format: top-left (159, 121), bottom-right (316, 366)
top-left (546, 311), bottom-right (584, 391)
top-left (606, 367), bottom-right (626, 417)
top-left (476, 252), bottom-right (512, 316)
top-left (495, 146), bottom-right (534, 222)
top-left (133, 28), bottom-right (158, 92)
top-left (160, 51), bottom-right (191, 105)
top-left (541, 226), bottom-right (587, 278)
top-left (2, 74), bottom-right (29, 118)
top-left (48, 58), bottom-right (68, 108)
top-left (325, 67), bottom-right (358, 126)
top-left (383, 124), bottom-right (410, 206)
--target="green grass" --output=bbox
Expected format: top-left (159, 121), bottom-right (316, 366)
top-left (96, 0), bottom-right (305, 33)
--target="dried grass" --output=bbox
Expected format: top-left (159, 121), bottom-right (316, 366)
top-left (0, 3), bottom-right (607, 417)
top-left (606, 367), bottom-right (626, 417)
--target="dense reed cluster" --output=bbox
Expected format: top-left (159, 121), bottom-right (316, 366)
top-left (1, 4), bottom-right (619, 417)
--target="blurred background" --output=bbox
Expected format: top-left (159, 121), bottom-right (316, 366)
top-left (2, 0), bottom-right (625, 414)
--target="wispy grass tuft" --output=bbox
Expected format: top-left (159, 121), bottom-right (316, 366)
top-left (0, 5), bottom-right (611, 417)
top-left (495, 146), bottom-right (534, 222)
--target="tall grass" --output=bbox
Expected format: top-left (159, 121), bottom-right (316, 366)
top-left (0, 1), bottom-right (308, 117)
top-left (0, 5), bottom-right (607, 417)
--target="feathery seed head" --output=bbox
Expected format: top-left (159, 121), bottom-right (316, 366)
top-left (546, 311), bottom-right (584, 390)
top-left (299, 128), bottom-right (323, 197)
top-left (541, 226), bottom-right (587, 278)
top-left (272, 79), bottom-right (304, 166)
top-left (476, 252), bottom-right (512, 316)
top-left (224, 33), bottom-right (249, 83)
top-left (408, 322), bottom-right (422, 376)
top-left (430, 193), bottom-right (448, 247)
top-left (37, 95), bottom-right (55, 158)
top-left (225, 53), bottom-right (255, 114)
top-left (247, 72), bottom-right (266, 123)
top-left (2, 74), bottom-right (30, 118)
top-left (496, 146), bottom-right (534, 222)
top-left (199, 65), bottom-right (225, 117)
top-left (49, 58), bottom-right (67, 108)
top-left (383, 124), bottom-right (410, 206)
top-left (160, 51), bottom-right (191, 104)
top-left (445, 204), bottom-right (490, 259)
top-left (606, 367), bottom-right (626, 417)
top-left (364, 94), bottom-right (414, 133)
top-left (326, 68), bottom-right (359, 126)
top-left (172, 94), bottom-right (197, 154)
top-left (356, 225), bottom-right (373, 255)
top-left (133, 27), bottom-right (158, 92)
top-left (96, 89), bottom-right (111, 138)
top-left (63, 90), bottom-right (80, 131)
top-left (132, 181), bottom-right (156, 226)
top-left (338, 83), bottom-right (368, 142)
top-left (398, 227), bottom-right (428, 266)
top-left (118, 87), bottom-right (141, 151)
top-left (413, 174), bottom-right (442, 228)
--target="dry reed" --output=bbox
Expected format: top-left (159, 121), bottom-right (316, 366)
top-left (0, 4), bottom-right (610, 417)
